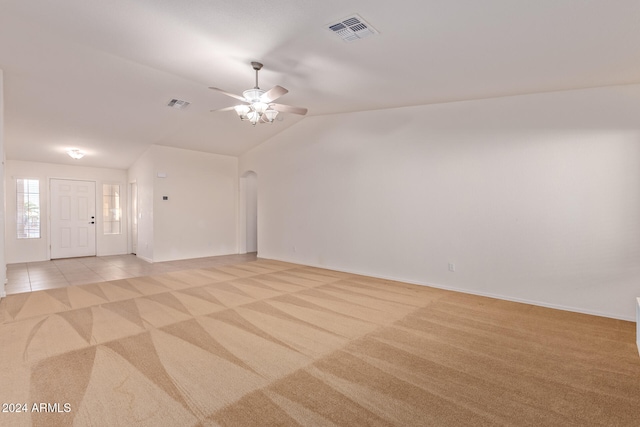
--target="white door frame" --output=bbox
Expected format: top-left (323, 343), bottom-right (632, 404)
top-left (129, 181), bottom-right (138, 255)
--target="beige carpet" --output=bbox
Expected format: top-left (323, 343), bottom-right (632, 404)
top-left (1, 259), bottom-right (639, 426)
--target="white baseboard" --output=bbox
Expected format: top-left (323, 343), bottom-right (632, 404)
top-left (136, 254), bottom-right (153, 264)
top-left (262, 256), bottom-right (634, 322)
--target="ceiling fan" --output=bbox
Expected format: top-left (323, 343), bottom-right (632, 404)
top-left (209, 62), bottom-right (308, 125)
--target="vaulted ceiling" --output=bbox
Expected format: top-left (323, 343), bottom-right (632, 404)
top-left (2, 1), bottom-right (640, 169)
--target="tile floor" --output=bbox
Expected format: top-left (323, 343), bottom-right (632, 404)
top-left (5, 253), bottom-right (258, 295)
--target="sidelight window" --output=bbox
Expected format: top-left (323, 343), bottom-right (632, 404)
top-left (103, 184), bottom-right (121, 235)
top-left (17, 179), bottom-right (41, 239)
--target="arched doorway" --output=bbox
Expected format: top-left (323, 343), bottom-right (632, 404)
top-left (239, 171), bottom-right (257, 254)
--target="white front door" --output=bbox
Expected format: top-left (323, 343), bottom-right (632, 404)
top-left (50, 179), bottom-right (97, 259)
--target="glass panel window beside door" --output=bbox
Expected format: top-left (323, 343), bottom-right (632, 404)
top-left (17, 178), bottom-right (41, 239)
top-left (103, 184), bottom-right (121, 235)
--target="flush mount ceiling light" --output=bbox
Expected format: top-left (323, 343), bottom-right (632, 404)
top-left (209, 62), bottom-right (307, 125)
top-left (66, 149), bottom-right (85, 159)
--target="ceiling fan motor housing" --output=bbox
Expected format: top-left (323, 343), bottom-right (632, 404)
top-left (243, 88), bottom-right (266, 103)
top-left (209, 61), bottom-right (306, 125)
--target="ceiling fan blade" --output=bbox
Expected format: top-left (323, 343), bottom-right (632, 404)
top-left (208, 87), bottom-right (246, 102)
top-left (271, 103), bottom-right (308, 115)
top-left (210, 106), bottom-right (237, 113)
top-left (261, 85), bottom-right (288, 103)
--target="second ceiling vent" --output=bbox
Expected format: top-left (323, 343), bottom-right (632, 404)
top-left (167, 99), bottom-right (190, 109)
top-left (327, 14), bottom-right (378, 42)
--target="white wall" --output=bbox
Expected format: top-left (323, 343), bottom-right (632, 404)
top-left (129, 145), bottom-right (238, 263)
top-left (240, 84), bottom-right (640, 321)
top-left (5, 160), bottom-right (128, 263)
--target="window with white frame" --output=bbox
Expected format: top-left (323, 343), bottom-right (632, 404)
top-left (103, 184), bottom-right (121, 235)
top-left (17, 179), bottom-right (41, 239)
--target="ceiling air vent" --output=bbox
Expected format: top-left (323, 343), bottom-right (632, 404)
top-left (327, 14), bottom-right (378, 42)
top-left (167, 99), bottom-right (190, 109)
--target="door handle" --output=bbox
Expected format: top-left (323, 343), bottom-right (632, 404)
top-left (90, 221), bottom-right (95, 224)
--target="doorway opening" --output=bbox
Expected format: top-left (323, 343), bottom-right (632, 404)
top-left (240, 171), bottom-right (257, 254)
top-left (130, 182), bottom-right (138, 255)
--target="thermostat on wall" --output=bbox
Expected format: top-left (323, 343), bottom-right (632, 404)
top-left (162, 196), bottom-right (168, 201)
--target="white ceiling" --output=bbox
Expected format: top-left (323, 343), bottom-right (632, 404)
top-left (1, 0), bottom-right (640, 169)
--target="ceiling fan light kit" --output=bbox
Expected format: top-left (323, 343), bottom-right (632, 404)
top-left (210, 62), bottom-right (307, 125)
